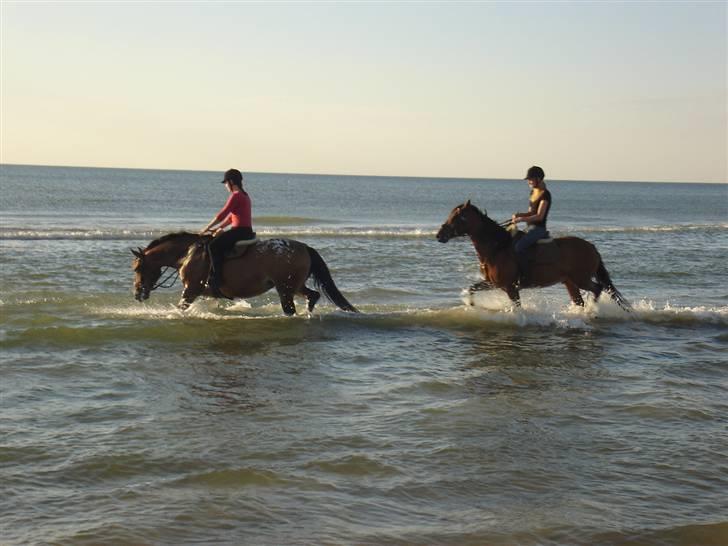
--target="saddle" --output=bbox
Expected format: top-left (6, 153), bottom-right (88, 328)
top-left (509, 228), bottom-right (560, 265)
top-left (225, 235), bottom-right (258, 259)
top-left (204, 233), bottom-right (258, 299)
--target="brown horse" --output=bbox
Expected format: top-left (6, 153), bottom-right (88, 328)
top-left (131, 232), bottom-right (358, 315)
top-left (436, 201), bottom-right (631, 310)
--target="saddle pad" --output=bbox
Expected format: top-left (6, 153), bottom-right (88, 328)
top-left (234, 237), bottom-right (257, 248)
top-left (225, 237), bottom-right (257, 259)
top-left (537, 238), bottom-right (554, 244)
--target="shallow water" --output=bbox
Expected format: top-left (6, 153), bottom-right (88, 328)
top-left (1, 165), bottom-right (727, 545)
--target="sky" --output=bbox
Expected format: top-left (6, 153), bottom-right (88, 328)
top-left (1, 1), bottom-right (726, 183)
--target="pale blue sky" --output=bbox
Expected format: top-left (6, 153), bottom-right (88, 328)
top-left (1, 1), bottom-right (726, 182)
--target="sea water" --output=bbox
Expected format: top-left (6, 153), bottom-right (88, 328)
top-left (1, 164), bottom-right (727, 545)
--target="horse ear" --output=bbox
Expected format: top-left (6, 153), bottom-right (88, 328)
top-left (131, 247), bottom-right (143, 258)
top-left (465, 199), bottom-right (471, 207)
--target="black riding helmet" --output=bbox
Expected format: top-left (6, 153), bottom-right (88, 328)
top-left (525, 166), bottom-right (545, 181)
top-left (221, 168), bottom-right (243, 188)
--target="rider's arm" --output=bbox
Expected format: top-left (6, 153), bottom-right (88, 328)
top-left (517, 200), bottom-right (549, 224)
top-left (202, 194), bottom-right (235, 233)
top-left (511, 199), bottom-right (549, 224)
top-left (202, 217), bottom-right (220, 233)
top-left (213, 216), bottom-right (232, 234)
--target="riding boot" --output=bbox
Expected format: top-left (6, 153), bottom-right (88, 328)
top-left (516, 253), bottom-right (529, 287)
top-left (207, 254), bottom-right (224, 298)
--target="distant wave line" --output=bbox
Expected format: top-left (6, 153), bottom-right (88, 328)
top-left (1, 223), bottom-right (725, 241)
top-left (0, 227), bottom-right (438, 240)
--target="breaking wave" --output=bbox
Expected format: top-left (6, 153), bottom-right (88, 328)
top-left (2, 222), bottom-right (725, 241)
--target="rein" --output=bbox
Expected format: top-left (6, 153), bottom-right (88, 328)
top-left (152, 266), bottom-right (180, 290)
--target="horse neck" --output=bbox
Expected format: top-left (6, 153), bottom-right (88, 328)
top-left (147, 235), bottom-right (199, 268)
top-left (468, 217), bottom-right (509, 263)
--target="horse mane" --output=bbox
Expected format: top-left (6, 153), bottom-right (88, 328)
top-left (180, 235), bottom-right (213, 273)
top-left (470, 205), bottom-right (511, 249)
top-left (145, 231), bottom-right (199, 251)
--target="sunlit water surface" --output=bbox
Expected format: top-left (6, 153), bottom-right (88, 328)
top-left (1, 165), bottom-right (727, 545)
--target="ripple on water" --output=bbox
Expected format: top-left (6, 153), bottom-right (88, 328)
top-left (303, 454), bottom-right (403, 477)
top-left (173, 467), bottom-right (334, 491)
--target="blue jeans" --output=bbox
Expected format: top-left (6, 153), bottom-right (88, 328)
top-left (514, 225), bottom-right (549, 257)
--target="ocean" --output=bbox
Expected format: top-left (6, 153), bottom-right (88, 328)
top-left (1, 164), bottom-right (727, 545)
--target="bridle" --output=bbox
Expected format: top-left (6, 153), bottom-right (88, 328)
top-left (134, 252), bottom-right (180, 293)
top-left (151, 266), bottom-right (180, 290)
top-left (438, 203), bottom-right (513, 242)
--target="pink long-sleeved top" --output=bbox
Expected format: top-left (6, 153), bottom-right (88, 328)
top-left (215, 191), bottom-right (252, 228)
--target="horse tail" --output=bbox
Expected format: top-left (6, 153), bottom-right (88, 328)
top-left (596, 259), bottom-right (632, 312)
top-left (306, 246), bottom-right (359, 313)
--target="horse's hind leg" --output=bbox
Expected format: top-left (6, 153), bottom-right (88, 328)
top-left (585, 279), bottom-right (603, 302)
top-left (277, 289), bottom-right (297, 316)
top-left (300, 286), bottom-right (320, 313)
top-left (564, 280), bottom-right (585, 307)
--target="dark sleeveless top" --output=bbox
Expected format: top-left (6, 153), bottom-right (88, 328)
top-left (528, 189), bottom-right (551, 228)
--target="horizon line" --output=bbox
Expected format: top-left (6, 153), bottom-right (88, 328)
top-left (0, 162), bottom-right (725, 185)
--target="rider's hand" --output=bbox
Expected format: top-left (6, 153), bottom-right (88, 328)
top-left (511, 214), bottom-right (518, 224)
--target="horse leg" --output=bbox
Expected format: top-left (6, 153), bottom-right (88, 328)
top-left (178, 287), bottom-right (199, 310)
top-left (564, 280), bottom-right (585, 307)
top-left (505, 285), bottom-right (521, 308)
top-left (277, 288), bottom-right (297, 316)
top-left (585, 279), bottom-right (602, 302)
top-left (469, 279), bottom-right (493, 294)
top-left (300, 286), bottom-right (321, 313)
top-left (467, 279), bottom-right (493, 306)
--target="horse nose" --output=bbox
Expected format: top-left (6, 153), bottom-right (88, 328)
top-left (436, 225), bottom-right (450, 242)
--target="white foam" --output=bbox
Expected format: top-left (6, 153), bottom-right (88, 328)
top-left (457, 288), bottom-right (728, 327)
top-left (630, 299), bottom-right (728, 324)
top-left (89, 294), bottom-right (728, 328)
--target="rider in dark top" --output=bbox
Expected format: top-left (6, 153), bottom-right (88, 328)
top-left (511, 165), bottom-right (552, 283)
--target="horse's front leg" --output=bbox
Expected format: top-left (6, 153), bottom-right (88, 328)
top-left (177, 284), bottom-right (203, 310)
top-left (505, 285), bottom-right (521, 308)
top-left (467, 279), bottom-right (494, 306)
top-left (469, 279), bottom-right (493, 293)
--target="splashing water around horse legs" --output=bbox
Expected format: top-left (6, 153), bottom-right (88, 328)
top-left (130, 232), bottom-right (358, 315)
top-left (436, 201), bottom-right (632, 311)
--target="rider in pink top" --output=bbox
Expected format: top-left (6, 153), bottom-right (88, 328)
top-left (201, 169), bottom-right (255, 296)
top-left (213, 189), bottom-right (252, 229)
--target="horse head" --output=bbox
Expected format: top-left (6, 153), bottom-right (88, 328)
top-left (131, 247), bottom-right (162, 301)
top-left (437, 200), bottom-right (487, 243)
top-left (130, 232), bottom-right (203, 302)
